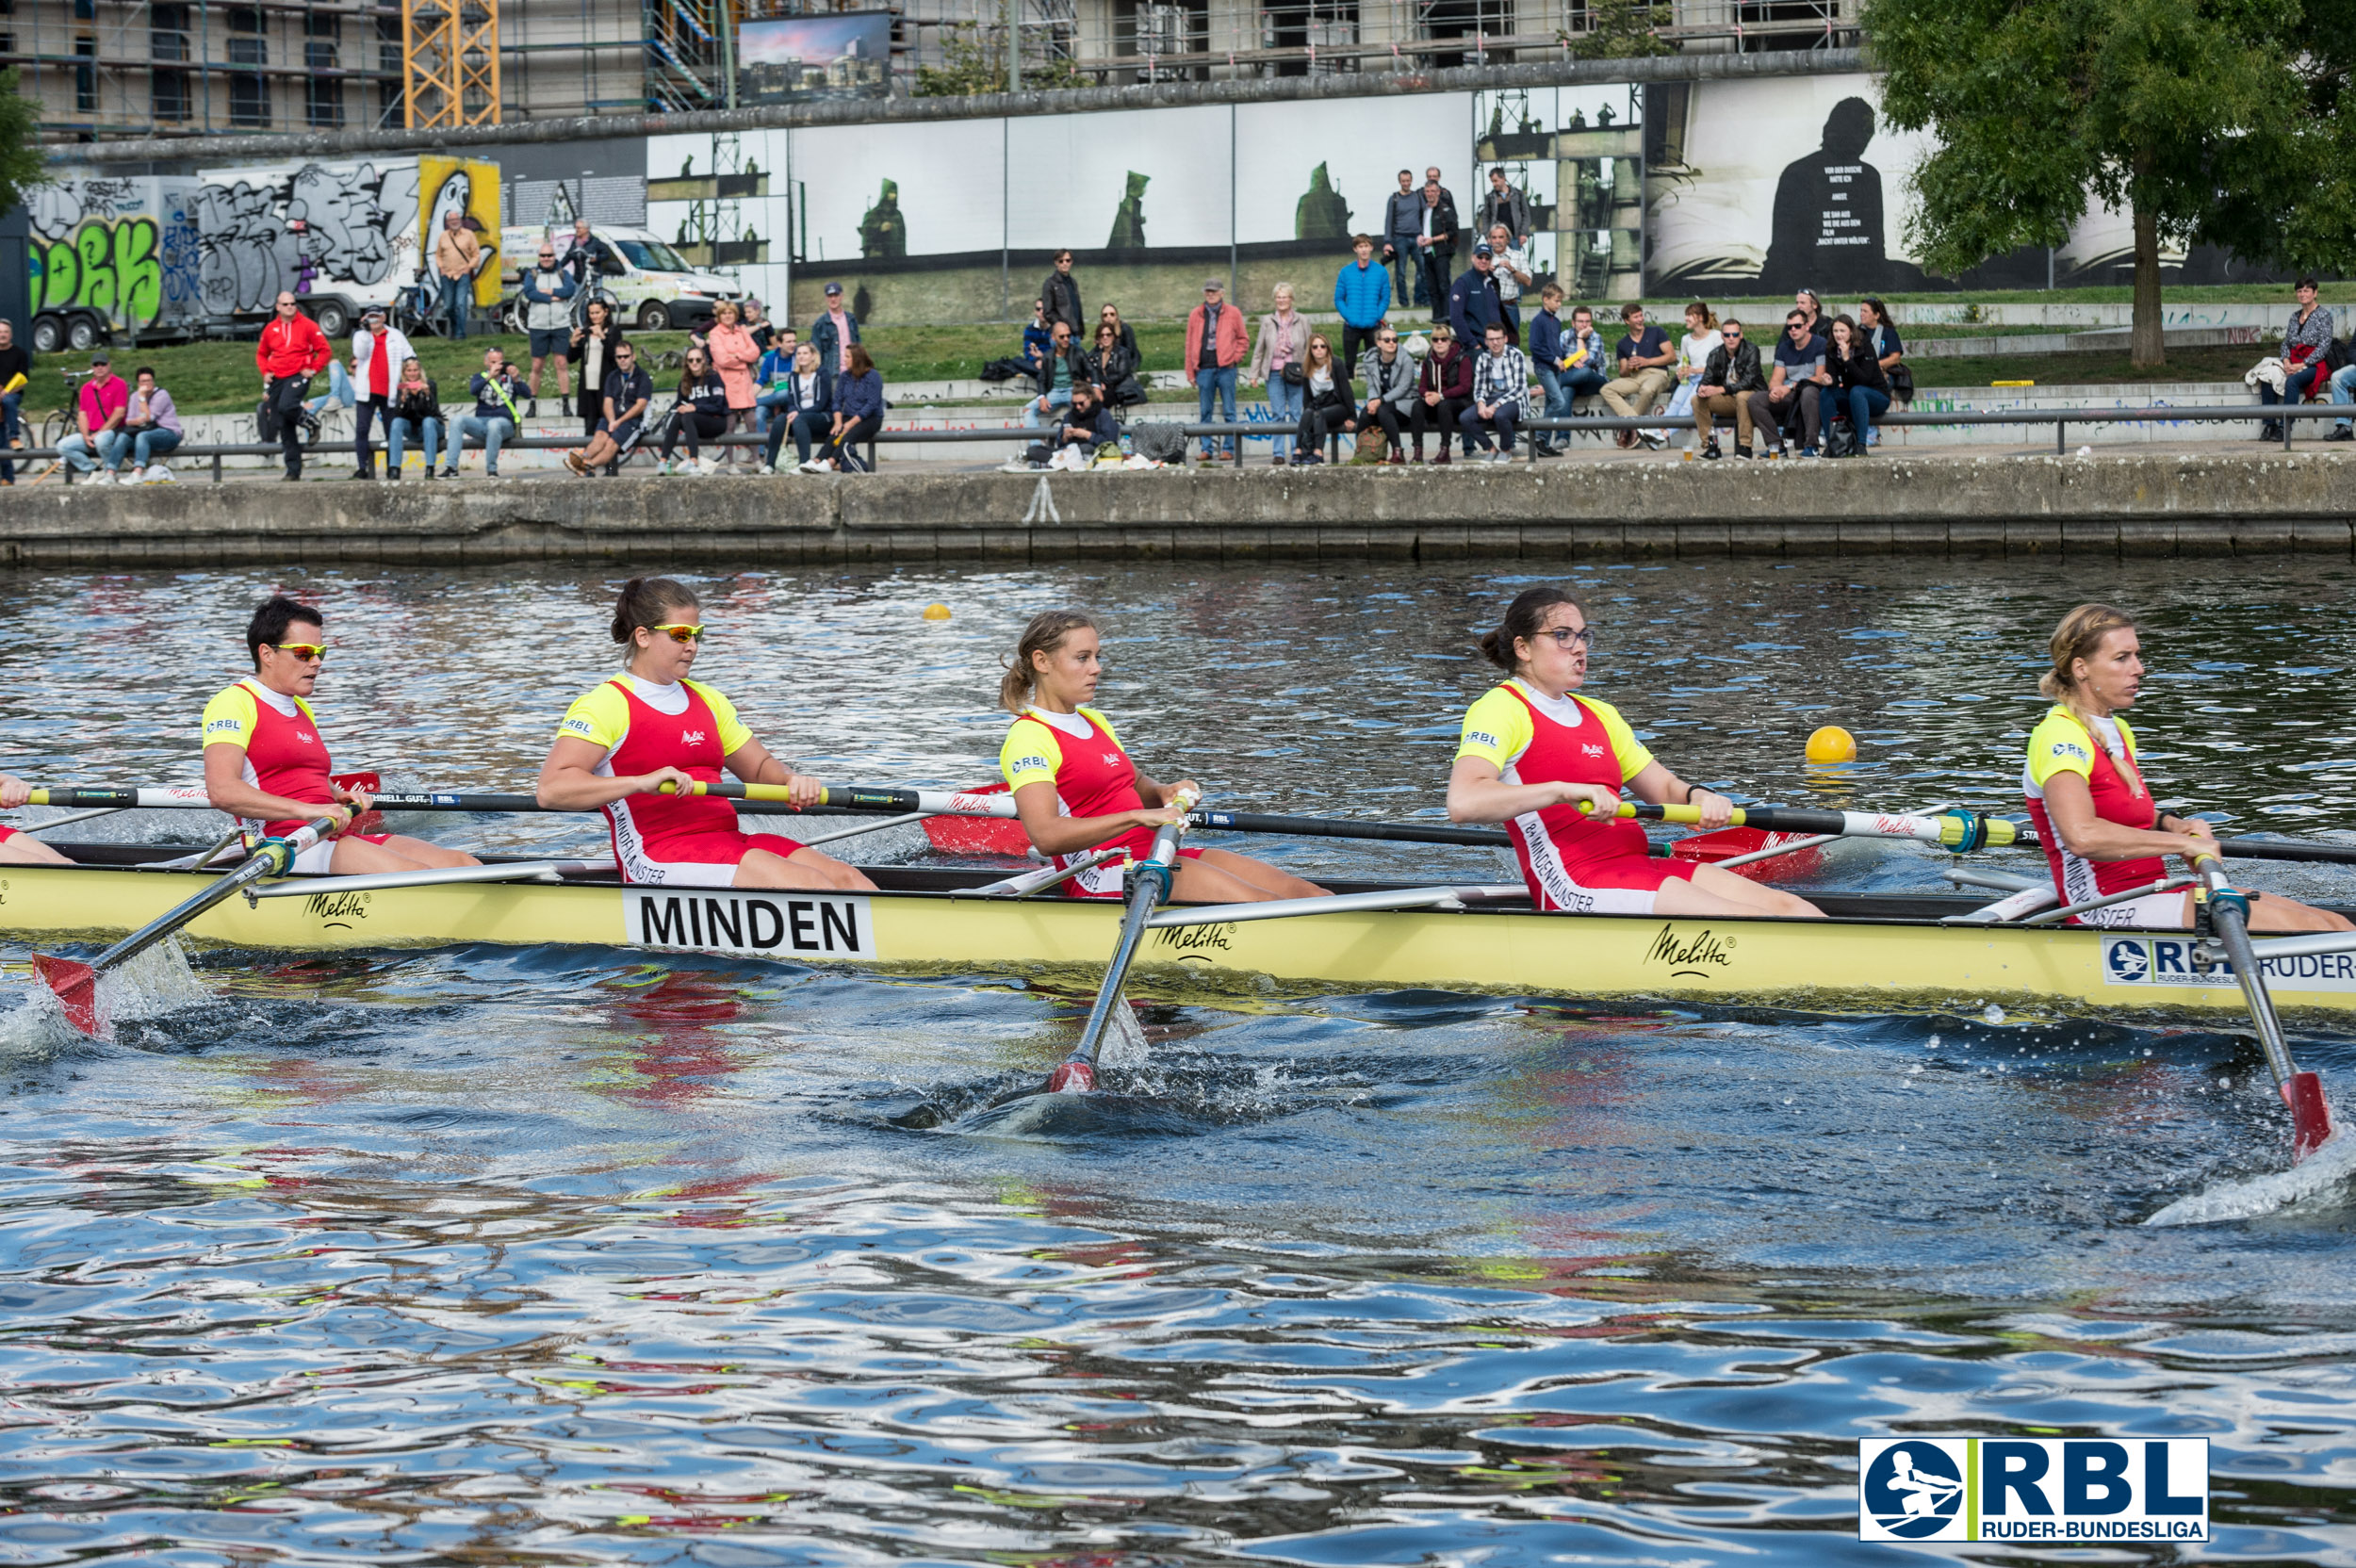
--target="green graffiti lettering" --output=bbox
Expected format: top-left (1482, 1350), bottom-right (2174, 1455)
top-left (38, 237), bottom-right (76, 311)
top-left (74, 225), bottom-right (117, 318)
top-left (113, 220), bottom-right (161, 324)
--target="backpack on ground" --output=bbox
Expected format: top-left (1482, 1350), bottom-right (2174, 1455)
top-left (1129, 421), bottom-right (1186, 463)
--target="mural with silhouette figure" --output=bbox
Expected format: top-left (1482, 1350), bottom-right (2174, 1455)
top-left (1107, 172), bottom-right (1150, 251)
top-left (1295, 163), bottom-right (1352, 241)
top-left (1759, 97), bottom-right (1899, 291)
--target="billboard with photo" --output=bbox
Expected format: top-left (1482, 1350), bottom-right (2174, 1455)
top-left (738, 12), bottom-right (891, 104)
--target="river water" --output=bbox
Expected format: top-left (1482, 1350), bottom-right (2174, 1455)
top-left (2, 560), bottom-right (2352, 1565)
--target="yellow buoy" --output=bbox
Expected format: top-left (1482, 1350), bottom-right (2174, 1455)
top-left (1806, 725), bottom-right (1857, 764)
top-left (922, 603), bottom-right (952, 621)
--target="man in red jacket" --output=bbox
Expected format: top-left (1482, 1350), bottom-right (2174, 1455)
top-left (254, 292), bottom-right (331, 480)
top-left (1185, 277), bottom-right (1249, 463)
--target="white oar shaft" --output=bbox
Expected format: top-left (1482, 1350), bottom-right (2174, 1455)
top-left (243, 859), bottom-right (614, 899)
top-left (1710, 832), bottom-right (1841, 871)
top-left (1146, 884), bottom-right (1527, 929)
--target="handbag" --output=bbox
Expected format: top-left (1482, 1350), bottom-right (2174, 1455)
top-left (1281, 363), bottom-right (1307, 387)
top-left (1823, 417), bottom-right (1861, 459)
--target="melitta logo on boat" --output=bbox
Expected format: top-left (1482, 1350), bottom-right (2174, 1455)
top-left (625, 890), bottom-right (876, 959)
top-left (2102, 936), bottom-right (2356, 990)
top-left (1857, 1438), bottom-right (2207, 1543)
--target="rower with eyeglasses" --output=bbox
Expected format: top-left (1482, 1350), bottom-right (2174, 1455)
top-left (200, 596), bottom-right (483, 876)
top-left (537, 578), bottom-right (874, 891)
top-left (1448, 587), bottom-right (1824, 920)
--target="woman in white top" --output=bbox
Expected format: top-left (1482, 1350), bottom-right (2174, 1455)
top-left (1664, 301), bottom-right (1723, 420)
top-left (1247, 283), bottom-right (1310, 466)
top-left (1294, 334), bottom-right (1357, 466)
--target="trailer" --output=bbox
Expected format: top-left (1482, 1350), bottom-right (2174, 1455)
top-left (27, 174), bottom-right (205, 352)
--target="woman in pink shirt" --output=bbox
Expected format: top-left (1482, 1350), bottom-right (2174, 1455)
top-left (704, 301), bottom-right (760, 471)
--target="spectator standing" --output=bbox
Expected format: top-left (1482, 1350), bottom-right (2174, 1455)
top-left (1825, 313), bottom-right (1891, 453)
top-left (659, 346), bottom-right (730, 475)
top-left (520, 241), bottom-right (579, 411)
top-left (255, 293), bottom-right (330, 481)
top-left (1692, 318), bottom-right (1764, 460)
top-left (1382, 169), bottom-right (1423, 310)
top-left (1333, 235), bottom-right (1390, 368)
top-left (1355, 324), bottom-right (1415, 465)
top-left (109, 366), bottom-right (182, 482)
top-left (450, 347), bottom-right (522, 479)
top-left (1415, 171), bottom-right (1461, 323)
top-left (2261, 275), bottom-right (2331, 441)
top-left (1054, 381), bottom-right (1119, 457)
top-left (1463, 322), bottom-right (1530, 462)
top-left (1186, 277), bottom-right (1249, 463)
top-left (567, 340), bottom-right (652, 475)
top-left (1024, 321), bottom-right (1088, 429)
top-left (1040, 251), bottom-right (1085, 335)
top-left (1097, 303), bottom-right (1138, 360)
top-left (1292, 335), bottom-right (1356, 466)
top-left (1858, 295), bottom-right (1907, 442)
top-left (57, 352), bottom-right (127, 480)
top-left (348, 305), bottom-right (416, 481)
top-left (1246, 283), bottom-right (1310, 466)
top-left (1480, 168), bottom-right (1534, 248)
top-left (434, 210), bottom-right (483, 341)
top-left (1485, 224), bottom-right (1531, 343)
top-left (1447, 245), bottom-right (1504, 351)
top-left (562, 218), bottom-right (618, 298)
top-left (0, 319), bottom-right (26, 486)
top-left (761, 342), bottom-right (833, 472)
top-left (567, 298), bottom-right (627, 443)
top-left (1664, 302), bottom-right (1722, 421)
top-left (1023, 297), bottom-right (1053, 381)
top-left (810, 282), bottom-right (861, 401)
top-left (1601, 302), bottom-right (1676, 450)
top-left (1410, 323), bottom-right (1472, 464)
top-left (1084, 321), bottom-right (1144, 411)
top-left (1750, 309), bottom-right (1829, 457)
top-left (805, 344), bottom-right (884, 474)
top-left (384, 357), bottom-right (444, 479)
top-left (706, 299), bottom-right (761, 471)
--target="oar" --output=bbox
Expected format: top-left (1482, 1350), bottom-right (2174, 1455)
top-left (1613, 801), bottom-right (2020, 850)
top-left (28, 786), bottom-right (821, 820)
top-left (1046, 790), bottom-right (1201, 1096)
top-left (2191, 852), bottom-right (2335, 1161)
top-left (30, 812), bottom-right (342, 1037)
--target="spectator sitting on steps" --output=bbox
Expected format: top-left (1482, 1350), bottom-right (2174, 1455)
top-left (761, 342), bottom-right (833, 473)
top-left (1602, 302), bottom-right (1676, 450)
top-left (1692, 318), bottom-right (1765, 460)
top-left (1054, 381), bottom-right (1119, 457)
top-left (1411, 322), bottom-right (1472, 464)
top-left (57, 352), bottom-right (128, 482)
top-left (1355, 324), bottom-right (1415, 466)
top-left (658, 345), bottom-right (730, 475)
top-left (1752, 308), bottom-right (1829, 457)
top-left (385, 357), bottom-right (444, 480)
top-left (1292, 334), bottom-right (1356, 466)
top-left (1025, 321), bottom-right (1089, 429)
top-left (109, 366), bottom-right (182, 483)
top-left (450, 347), bottom-right (522, 480)
top-left (1084, 322), bottom-right (1144, 411)
top-left (805, 344), bottom-right (884, 475)
top-left (1463, 321), bottom-right (1530, 463)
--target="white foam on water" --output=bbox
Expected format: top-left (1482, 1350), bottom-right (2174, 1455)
top-left (1095, 1000), bottom-right (1150, 1070)
top-left (2144, 1122), bottom-right (2356, 1227)
top-left (2, 939), bottom-right (215, 1052)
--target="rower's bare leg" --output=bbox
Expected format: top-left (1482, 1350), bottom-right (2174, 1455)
top-left (2247, 892), bottom-right (2355, 933)
top-left (734, 845), bottom-right (876, 891)
top-left (1656, 862), bottom-right (1825, 919)
top-left (0, 834), bottom-right (73, 866)
top-left (327, 835), bottom-right (483, 874)
top-left (1178, 846), bottom-right (1328, 902)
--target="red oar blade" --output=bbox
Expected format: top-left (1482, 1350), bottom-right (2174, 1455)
top-left (30, 955), bottom-right (102, 1037)
top-left (2284, 1071), bottom-right (2335, 1161)
top-left (1046, 1059), bottom-right (1097, 1095)
top-left (923, 783), bottom-right (1031, 856)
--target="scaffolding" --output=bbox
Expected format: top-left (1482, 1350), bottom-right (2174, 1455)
top-left (402, 0), bottom-right (500, 124)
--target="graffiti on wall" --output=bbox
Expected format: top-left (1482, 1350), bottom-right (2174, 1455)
top-left (419, 157), bottom-right (505, 304)
top-left (198, 161), bottom-right (421, 315)
top-left (28, 178), bottom-right (176, 330)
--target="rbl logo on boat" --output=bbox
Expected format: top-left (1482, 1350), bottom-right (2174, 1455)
top-left (1857, 1438), bottom-right (2208, 1542)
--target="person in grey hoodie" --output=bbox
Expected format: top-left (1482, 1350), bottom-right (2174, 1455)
top-left (1355, 326), bottom-right (1416, 463)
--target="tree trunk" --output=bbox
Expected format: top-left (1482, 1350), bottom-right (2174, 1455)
top-left (2131, 165), bottom-right (2164, 369)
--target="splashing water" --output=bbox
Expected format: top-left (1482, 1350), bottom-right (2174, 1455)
top-left (4, 938), bottom-right (213, 1049)
top-left (2145, 1116), bottom-right (2356, 1226)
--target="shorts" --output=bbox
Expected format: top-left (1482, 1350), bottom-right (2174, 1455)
top-left (528, 328), bottom-right (568, 359)
top-left (604, 416), bottom-right (643, 448)
top-left (2070, 890), bottom-right (2193, 930)
top-left (286, 831), bottom-right (393, 875)
top-left (1064, 845), bottom-right (1206, 900)
top-left (614, 828), bottom-right (810, 889)
top-left (0, 825), bottom-right (17, 843)
top-left (1521, 851), bottom-right (1695, 916)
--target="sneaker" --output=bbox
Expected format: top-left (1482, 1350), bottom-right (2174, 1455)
top-left (1639, 431), bottom-right (1666, 449)
top-left (125, 466), bottom-right (146, 483)
top-left (759, 463), bottom-right (776, 475)
top-left (441, 466), bottom-right (461, 479)
top-left (423, 466), bottom-right (439, 480)
top-left (90, 471), bottom-right (114, 485)
top-left (2328, 427), bottom-right (2356, 442)
top-left (1530, 444), bottom-right (1561, 459)
top-left (658, 459), bottom-right (676, 476)
top-left (1485, 450), bottom-right (1511, 465)
top-left (1799, 446), bottom-right (1820, 459)
top-left (798, 458), bottom-right (827, 474)
top-left (1733, 447), bottom-right (1755, 461)
top-left (1702, 439), bottom-right (1721, 462)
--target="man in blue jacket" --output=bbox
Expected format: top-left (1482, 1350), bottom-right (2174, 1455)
top-left (809, 282), bottom-right (860, 400)
top-left (1447, 245), bottom-right (1504, 351)
top-left (1333, 235), bottom-right (1390, 371)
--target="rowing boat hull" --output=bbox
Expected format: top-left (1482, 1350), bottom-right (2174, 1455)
top-left (10, 857), bottom-right (2356, 1017)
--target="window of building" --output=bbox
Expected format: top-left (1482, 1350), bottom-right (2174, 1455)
top-left (74, 34), bottom-right (96, 111)
top-left (229, 7), bottom-right (269, 126)
top-left (154, 66), bottom-right (190, 119)
top-left (377, 8), bottom-right (401, 124)
top-left (304, 11), bottom-right (344, 126)
top-left (152, 2), bottom-right (189, 58)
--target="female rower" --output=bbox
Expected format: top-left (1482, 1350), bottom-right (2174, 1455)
top-left (1448, 587), bottom-right (1823, 919)
top-left (0, 774), bottom-right (71, 865)
top-left (538, 578), bottom-right (875, 891)
top-left (2025, 603), bottom-right (2350, 931)
top-left (998, 610), bottom-right (1328, 904)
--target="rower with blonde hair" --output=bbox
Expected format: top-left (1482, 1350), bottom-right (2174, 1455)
top-left (2025, 603), bottom-right (2350, 931)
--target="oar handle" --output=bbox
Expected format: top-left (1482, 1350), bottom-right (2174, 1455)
top-left (1608, 801), bottom-right (2016, 850)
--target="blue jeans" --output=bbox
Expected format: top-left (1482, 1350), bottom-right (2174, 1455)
top-left (441, 274), bottom-right (472, 339)
top-left (57, 432), bottom-right (100, 472)
top-left (454, 414), bottom-right (513, 473)
top-left (2329, 364), bottom-right (2356, 430)
top-left (754, 384), bottom-right (796, 433)
top-left (1195, 366), bottom-right (1237, 455)
top-left (1534, 366), bottom-right (1579, 449)
top-left (1264, 374), bottom-right (1304, 462)
top-left (307, 358), bottom-right (353, 417)
top-left (1843, 385), bottom-right (1891, 444)
top-left (123, 428), bottom-right (180, 467)
top-left (1024, 386), bottom-right (1072, 429)
top-left (1, 390), bottom-right (21, 482)
top-left (388, 416), bottom-right (442, 471)
top-left (2258, 362), bottom-right (2320, 432)
top-left (1460, 402), bottom-right (1521, 452)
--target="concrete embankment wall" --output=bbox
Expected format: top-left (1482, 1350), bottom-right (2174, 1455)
top-left (4, 452), bottom-right (2353, 568)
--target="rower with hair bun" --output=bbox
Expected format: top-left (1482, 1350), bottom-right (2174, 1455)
top-left (537, 577), bottom-right (875, 891)
top-left (1448, 586), bottom-right (1823, 919)
top-left (997, 609), bottom-right (1329, 903)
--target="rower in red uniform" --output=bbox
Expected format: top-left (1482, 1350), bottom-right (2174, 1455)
top-left (2026, 602), bottom-right (2349, 932)
top-left (1448, 586), bottom-right (1822, 919)
top-left (537, 577), bottom-right (874, 890)
top-left (0, 774), bottom-right (71, 865)
top-left (201, 596), bottom-right (480, 876)
top-left (996, 610), bottom-right (1328, 903)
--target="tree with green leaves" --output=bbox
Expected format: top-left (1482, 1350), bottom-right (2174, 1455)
top-left (913, 23), bottom-right (1085, 97)
top-left (1866, 0), bottom-right (2356, 367)
top-left (0, 70), bottom-right (47, 220)
top-left (1562, 0), bottom-right (1667, 60)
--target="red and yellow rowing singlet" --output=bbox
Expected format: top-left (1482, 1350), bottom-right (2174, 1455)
top-left (201, 678), bottom-right (341, 838)
top-left (2022, 704), bottom-right (2168, 917)
top-left (998, 705), bottom-right (1202, 898)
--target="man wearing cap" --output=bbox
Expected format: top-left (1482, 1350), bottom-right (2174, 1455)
top-left (1185, 277), bottom-right (1249, 463)
top-left (520, 241), bottom-right (580, 413)
top-left (809, 282), bottom-right (861, 403)
top-left (255, 291), bottom-right (331, 480)
top-left (54, 352), bottom-right (128, 481)
top-left (347, 305), bottom-right (416, 481)
top-left (1447, 244), bottom-right (1504, 352)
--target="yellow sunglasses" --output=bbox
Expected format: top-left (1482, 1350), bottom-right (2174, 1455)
top-left (270, 642), bottom-right (328, 662)
top-left (650, 623), bottom-right (706, 644)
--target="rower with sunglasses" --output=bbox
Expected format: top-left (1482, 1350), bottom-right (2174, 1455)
top-left (536, 578), bottom-right (874, 891)
top-left (1447, 587), bottom-right (1822, 920)
top-left (200, 596), bottom-right (482, 875)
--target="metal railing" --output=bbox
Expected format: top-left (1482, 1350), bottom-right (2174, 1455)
top-left (5, 399), bottom-right (2345, 484)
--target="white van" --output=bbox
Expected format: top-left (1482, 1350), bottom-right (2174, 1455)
top-left (502, 224), bottom-right (745, 333)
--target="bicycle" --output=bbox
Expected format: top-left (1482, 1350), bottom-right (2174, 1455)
top-left (19, 368), bottom-right (97, 483)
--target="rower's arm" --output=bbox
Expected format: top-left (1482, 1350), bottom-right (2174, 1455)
top-left (203, 742), bottom-right (352, 831)
top-left (1009, 778), bottom-right (1177, 858)
top-left (2039, 770), bottom-right (2213, 863)
top-left (723, 740), bottom-right (824, 808)
top-left (537, 736), bottom-right (694, 810)
top-left (1446, 757), bottom-right (1619, 825)
top-left (1626, 760), bottom-right (1733, 831)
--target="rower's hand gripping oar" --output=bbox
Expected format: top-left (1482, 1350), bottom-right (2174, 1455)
top-left (2190, 850), bottom-right (2336, 1161)
top-left (30, 812), bottom-right (344, 1037)
top-left (1047, 788), bottom-right (1202, 1096)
